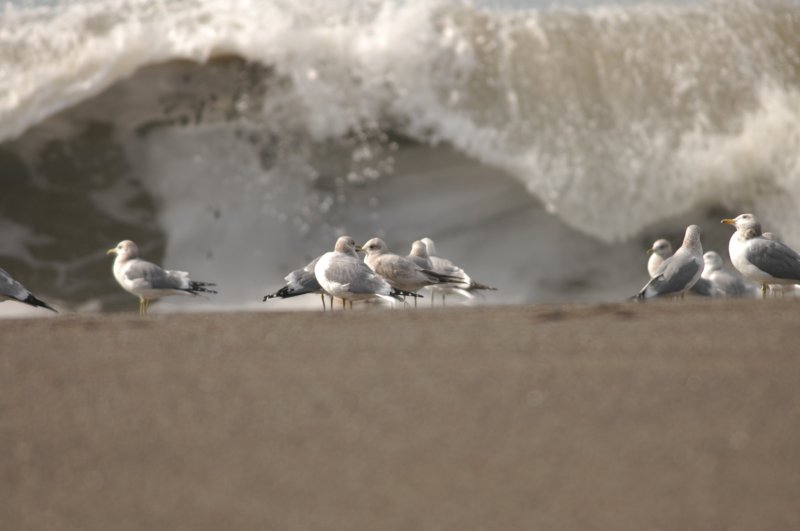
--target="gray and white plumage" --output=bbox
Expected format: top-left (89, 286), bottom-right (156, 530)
top-left (701, 251), bottom-right (756, 298)
top-left (722, 213), bottom-right (800, 291)
top-left (362, 237), bottom-right (458, 293)
top-left (646, 239), bottom-right (673, 277)
top-left (419, 237), bottom-right (496, 303)
top-left (314, 236), bottom-right (405, 304)
top-left (645, 237), bottom-right (713, 297)
top-left (0, 267), bottom-right (57, 312)
top-left (407, 240), bottom-right (434, 270)
top-left (107, 240), bottom-right (217, 314)
top-left (636, 225), bottom-right (704, 300)
top-left (263, 257), bottom-right (329, 309)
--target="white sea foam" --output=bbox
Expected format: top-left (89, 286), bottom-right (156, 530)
top-left (3, 0), bottom-right (799, 243)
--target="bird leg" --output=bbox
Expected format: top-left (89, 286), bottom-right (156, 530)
top-left (341, 298), bottom-right (346, 310)
top-left (762, 284), bottom-right (768, 298)
top-left (321, 294), bottom-right (326, 311)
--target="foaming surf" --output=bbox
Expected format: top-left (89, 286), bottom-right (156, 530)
top-left (1, 0), bottom-right (800, 312)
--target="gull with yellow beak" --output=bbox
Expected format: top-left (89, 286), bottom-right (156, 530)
top-left (107, 240), bottom-right (217, 314)
top-left (722, 213), bottom-right (800, 297)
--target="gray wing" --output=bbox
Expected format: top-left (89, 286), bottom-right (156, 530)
top-left (712, 270), bottom-right (754, 297)
top-left (429, 256), bottom-right (466, 279)
top-left (0, 267), bottom-right (28, 300)
top-left (745, 239), bottom-right (800, 281)
top-left (324, 255), bottom-right (388, 294)
top-left (125, 260), bottom-right (189, 290)
top-left (641, 253), bottom-right (702, 297)
top-left (690, 277), bottom-right (716, 297)
top-left (285, 257), bottom-right (322, 292)
top-left (407, 254), bottom-right (432, 270)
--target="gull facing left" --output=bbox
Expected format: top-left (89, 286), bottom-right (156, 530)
top-left (722, 213), bottom-right (800, 296)
top-left (107, 240), bottom-right (217, 314)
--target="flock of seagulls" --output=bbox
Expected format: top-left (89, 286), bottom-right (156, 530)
top-left (635, 213), bottom-right (800, 300)
top-left (2, 213), bottom-right (799, 315)
top-left (266, 236), bottom-right (495, 311)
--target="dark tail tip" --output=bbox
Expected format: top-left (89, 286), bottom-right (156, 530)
top-left (24, 294), bottom-right (57, 312)
top-left (470, 281), bottom-right (497, 291)
top-left (190, 281), bottom-right (218, 294)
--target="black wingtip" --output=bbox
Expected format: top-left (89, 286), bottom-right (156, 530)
top-left (189, 281), bottom-right (218, 295)
top-left (23, 294), bottom-right (58, 312)
top-left (469, 281), bottom-right (497, 291)
top-left (390, 288), bottom-right (422, 299)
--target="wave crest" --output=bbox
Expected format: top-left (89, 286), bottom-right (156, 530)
top-left (2, 0), bottom-right (800, 241)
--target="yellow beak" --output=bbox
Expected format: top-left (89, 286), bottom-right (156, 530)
top-left (721, 218), bottom-right (736, 225)
top-left (646, 248), bottom-right (654, 255)
top-left (106, 248), bottom-right (117, 256)
top-left (355, 245), bottom-right (364, 252)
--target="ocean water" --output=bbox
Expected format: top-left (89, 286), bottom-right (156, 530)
top-left (1, 0), bottom-right (799, 314)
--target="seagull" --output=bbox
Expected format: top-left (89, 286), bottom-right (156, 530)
top-left (419, 237), bottom-right (496, 305)
top-left (646, 239), bottom-right (673, 277)
top-left (645, 237), bottom-right (715, 297)
top-left (635, 225), bottom-right (704, 300)
top-left (263, 256), bottom-right (331, 310)
top-left (362, 237), bottom-right (460, 306)
top-left (107, 240), bottom-right (217, 315)
top-left (0, 267), bottom-right (57, 312)
top-left (721, 213), bottom-right (800, 297)
top-left (407, 240), bottom-right (434, 270)
top-left (701, 251), bottom-right (756, 298)
top-left (314, 236), bottom-right (412, 308)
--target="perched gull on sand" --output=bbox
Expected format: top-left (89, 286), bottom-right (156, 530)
top-left (645, 237), bottom-right (715, 297)
top-left (362, 237), bottom-right (461, 306)
top-left (0, 267), bottom-right (57, 312)
top-left (701, 251), bottom-right (756, 298)
top-left (722, 213), bottom-right (800, 296)
top-left (263, 256), bottom-right (330, 310)
top-left (314, 236), bottom-right (411, 308)
top-left (107, 240), bottom-right (217, 315)
top-left (636, 225), bottom-right (704, 300)
top-left (418, 237), bottom-right (496, 305)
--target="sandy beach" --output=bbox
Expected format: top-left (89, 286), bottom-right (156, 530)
top-left (2, 299), bottom-right (799, 530)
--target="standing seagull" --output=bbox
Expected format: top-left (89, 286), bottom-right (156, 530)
top-left (645, 237), bottom-right (715, 297)
top-left (314, 236), bottom-right (410, 308)
top-left (362, 238), bottom-right (460, 306)
top-left (263, 256), bottom-right (331, 310)
top-left (701, 251), bottom-right (756, 298)
top-left (0, 267), bottom-right (57, 312)
top-left (721, 213), bottom-right (800, 297)
top-left (635, 225), bottom-right (704, 300)
top-left (107, 240), bottom-right (217, 315)
top-left (419, 237), bottom-right (496, 305)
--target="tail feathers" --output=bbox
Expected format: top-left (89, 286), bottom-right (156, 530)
top-left (23, 294), bottom-right (57, 312)
top-left (633, 275), bottom-right (662, 301)
top-left (263, 285), bottom-right (313, 301)
top-left (390, 288), bottom-right (423, 300)
top-left (468, 280), bottom-right (497, 291)
top-left (421, 269), bottom-right (465, 285)
top-left (189, 281), bottom-right (217, 295)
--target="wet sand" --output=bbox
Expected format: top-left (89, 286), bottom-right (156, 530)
top-left (2, 299), bottom-right (800, 530)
